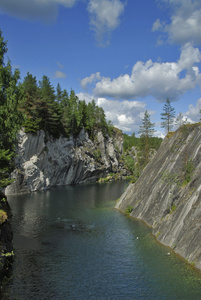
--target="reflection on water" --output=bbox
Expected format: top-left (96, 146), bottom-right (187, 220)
top-left (4, 181), bottom-right (201, 299)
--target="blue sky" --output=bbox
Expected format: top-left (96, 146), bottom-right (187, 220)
top-left (1, 0), bottom-right (201, 137)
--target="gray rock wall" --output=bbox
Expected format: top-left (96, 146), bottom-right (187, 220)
top-left (115, 124), bottom-right (201, 270)
top-left (6, 128), bottom-right (124, 195)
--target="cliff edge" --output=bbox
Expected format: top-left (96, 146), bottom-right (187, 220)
top-left (5, 128), bottom-right (125, 195)
top-left (116, 123), bottom-right (201, 270)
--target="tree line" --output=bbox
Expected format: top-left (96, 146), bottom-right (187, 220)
top-left (18, 73), bottom-right (111, 139)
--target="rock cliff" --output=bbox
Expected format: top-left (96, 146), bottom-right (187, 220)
top-left (116, 123), bottom-right (201, 270)
top-left (5, 128), bottom-right (125, 195)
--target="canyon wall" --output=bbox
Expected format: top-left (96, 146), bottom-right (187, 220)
top-left (6, 128), bottom-right (125, 195)
top-left (116, 124), bottom-right (201, 270)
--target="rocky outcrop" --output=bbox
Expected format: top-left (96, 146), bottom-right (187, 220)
top-left (5, 128), bottom-right (125, 195)
top-left (116, 123), bottom-right (201, 270)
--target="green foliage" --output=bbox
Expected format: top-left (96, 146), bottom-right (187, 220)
top-left (161, 98), bottom-right (176, 133)
top-left (17, 70), bottom-right (113, 140)
top-left (123, 133), bottom-right (140, 151)
top-left (125, 206), bottom-right (133, 215)
top-left (1, 250), bottom-right (14, 257)
top-left (18, 75), bottom-right (112, 139)
top-left (0, 30), bottom-right (22, 188)
top-left (170, 204), bottom-right (177, 214)
top-left (94, 149), bottom-right (102, 162)
top-left (139, 110), bottom-right (155, 138)
top-left (123, 131), bottom-right (162, 182)
top-left (0, 209), bottom-right (7, 224)
top-left (183, 160), bottom-right (195, 185)
top-left (123, 133), bottom-right (162, 152)
top-left (122, 155), bottom-right (135, 173)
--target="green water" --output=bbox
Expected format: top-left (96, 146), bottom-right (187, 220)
top-left (4, 181), bottom-right (201, 299)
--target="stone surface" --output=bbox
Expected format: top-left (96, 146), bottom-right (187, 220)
top-left (5, 128), bottom-right (125, 194)
top-left (115, 124), bottom-right (201, 270)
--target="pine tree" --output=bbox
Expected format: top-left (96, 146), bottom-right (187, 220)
top-left (38, 75), bottom-right (62, 137)
top-left (161, 98), bottom-right (176, 133)
top-left (0, 31), bottom-right (22, 187)
top-left (139, 110), bottom-right (155, 164)
top-left (18, 72), bottom-right (41, 133)
top-left (56, 83), bottom-right (62, 104)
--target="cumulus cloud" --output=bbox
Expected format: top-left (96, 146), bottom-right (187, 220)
top-left (76, 93), bottom-right (146, 133)
top-left (185, 98), bottom-right (201, 123)
top-left (82, 43), bottom-right (201, 101)
top-left (87, 0), bottom-right (126, 46)
top-left (154, 0), bottom-right (201, 45)
top-left (54, 70), bottom-right (66, 78)
top-left (80, 72), bottom-right (102, 90)
top-left (0, 0), bottom-right (77, 23)
top-left (76, 92), bottom-right (95, 104)
top-left (98, 98), bottom-right (146, 132)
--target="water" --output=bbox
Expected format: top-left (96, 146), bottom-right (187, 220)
top-left (4, 181), bottom-right (201, 299)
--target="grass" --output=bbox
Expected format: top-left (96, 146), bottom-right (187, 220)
top-left (0, 210), bottom-right (7, 224)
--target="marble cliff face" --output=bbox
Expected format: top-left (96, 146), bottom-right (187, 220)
top-left (116, 124), bottom-right (201, 270)
top-left (5, 128), bottom-right (125, 195)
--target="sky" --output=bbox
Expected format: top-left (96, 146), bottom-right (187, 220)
top-left (1, 0), bottom-right (201, 137)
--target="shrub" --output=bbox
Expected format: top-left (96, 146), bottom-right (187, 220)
top-left (170, 204), bottom-right (177, 214)
top-left (94, 149), bottom-right (101, 162)
top-left (184, 160), bottom-right (195, 183)
top-left (125, 206), bottom-right (133, 215)
top-left (0, 210), bottom-right (7, 224)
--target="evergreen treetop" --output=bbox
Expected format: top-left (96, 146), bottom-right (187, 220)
top-left (161, 98), bottom-right (176, 133)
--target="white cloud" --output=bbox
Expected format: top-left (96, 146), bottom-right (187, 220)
top-left (97, 97), bottom-right (146, 132)
top-left (77, 92), bottom-right (147, 133)
top-left (76, 92), bottom-right (95, 104)
top-left (0, 0), bottom-right (126, 44)
top-left (80, 72), bottom-right (102, 90)
top-left (54, 70), bottom-right (66, 78)
top-left (152, 19), bottom-right (163, 32)
top-left (0, 0), bottom-right (77, 23)
top-left (82, 43), bottom-right (201, 101)
top-left (154, 0), bottom-right (201, 45)
top-left (87, 0), bottom-right (126, 46)
top-left (185, 98), bottom-right (201, 123)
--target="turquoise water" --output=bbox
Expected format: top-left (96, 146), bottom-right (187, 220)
top-left (5, 181), bottom-right (201, 299)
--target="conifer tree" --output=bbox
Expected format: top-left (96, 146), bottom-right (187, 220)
top-left (56, 83), bottom-right (62, 103)
top-left (38, 75), bottom-right (62, 137)
top-left (19, 72), bottom-right (41, 133)
top-left (0, 31), bottom-right (22, 187)
top-left (161, 98), bottom-right (176, 133)
top-left (139, 110), bottom-right (155, 164)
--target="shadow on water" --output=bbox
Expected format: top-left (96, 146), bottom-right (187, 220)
top-left (4, 181), bottom-right (201, 300)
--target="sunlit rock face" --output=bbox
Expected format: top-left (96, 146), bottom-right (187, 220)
top-left (116, 124), bottom-right (201, 270)
top-left (5, 128), bottom-right (124, 195)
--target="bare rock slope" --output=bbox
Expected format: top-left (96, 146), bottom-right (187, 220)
top-left (6, 128), bottom-right (124, 195)
top-left (116, 123), bottom-right (201, 270)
